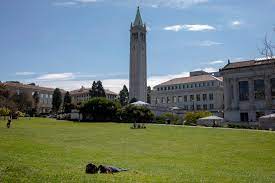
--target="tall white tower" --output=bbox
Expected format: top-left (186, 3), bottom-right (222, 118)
top-left (129, 7), bottom-right (147, 102)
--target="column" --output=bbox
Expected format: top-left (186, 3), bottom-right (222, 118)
top-left (265, 75), bottom-right (272, 110)
top-left (232, 78), bottom-right (239, 110)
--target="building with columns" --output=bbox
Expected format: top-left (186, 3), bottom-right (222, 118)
top-left (151, 71), bottom-right (224, 116)
top-left (129, 7), bottom-right (147, 102)
top-left (220, 58), bottom-right (275, 122)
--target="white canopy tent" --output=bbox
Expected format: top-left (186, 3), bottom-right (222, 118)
top-left (131, 101), bottom-right (150, 106)
top-left (197, 115), bottom-right (224, 127)
top-left (259, 114), bottom-right (275, 130)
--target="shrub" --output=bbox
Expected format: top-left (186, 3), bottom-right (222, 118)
top-left (119, 105), bottom-right (154, 124)
top-left (159, 113), bottom-right (181, 125)
top-left (80, 97), bottom-right (121, 122)
top-left (0, 107), bottom-right (11, 119)
top-left (184, 111), bottom-right (212, 125)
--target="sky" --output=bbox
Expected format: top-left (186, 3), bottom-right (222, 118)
top-left (0, 0), bottom-right (274, 93)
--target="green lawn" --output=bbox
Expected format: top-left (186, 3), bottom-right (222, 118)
top-left (0, 118), bottom-right (274, 183)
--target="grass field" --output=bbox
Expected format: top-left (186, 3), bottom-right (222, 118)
top-left (0, 118), bottom-right (274, 182)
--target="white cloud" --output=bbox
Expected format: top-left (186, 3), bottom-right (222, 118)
top-left (15, 72), bottom-right (35, 76)
top-left (52, 1), bottom-right (77, 6)
top-left (140, 0), bottom-right (208, 8)
top-left (53, 0), bottom-right (98, 6)
top-left (208, 60), bottom-right (225, 65)
top-left (164, 24), bottom-right (215, 32)
top-left (198, 40), bottom-right (223, 46)
top-left (231, 20), bottom-right (242, 27)
top-left (193, 67), bottom-right (218, 73)
top-left (37, 73), bottom-right (75, 81)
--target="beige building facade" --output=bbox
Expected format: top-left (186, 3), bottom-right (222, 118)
top-left (3, 82), bottom-right (63, 113)
top-left (220, 58), bottom-right (275, 122)
top-left (151, 71), bottom-right (224, 116)
top-left (70, 86), bottom-right (118, 105)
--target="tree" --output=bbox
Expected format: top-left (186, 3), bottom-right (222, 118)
top-left (119, 85), bottom-right (129, 106)
top-left (90, 81), bottom-right (106, 98)
top-left (63, 92), bottom-right (72, 113)
top-left (119, 105), bottom-right (154, 125)
top-left (147, 86), bottom-right (151, 104)
top-left (52, 88), bottom-right (62, 114)
top-left (184, 111), bottom-right (212, 125)
top-left (11, 92), bottom-right (33, 113)
top-left (0, 107), bottom-right (10, 120)
top-left (259, 28), bottom-right (275, 58)
top-left (32, 91), bottom-right (40, 114)
top-left (129, 98), bottom-right (138, 103)
top-left (80, 97), bottom-right (121, 121)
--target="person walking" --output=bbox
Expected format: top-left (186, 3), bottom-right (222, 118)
top-left (6, 116), bottom-right (12, 128)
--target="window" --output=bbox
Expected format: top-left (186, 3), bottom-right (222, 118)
top-left (173, 96), bottom-right (177, 103)
top-left (271, 78), bottom-right (275, 100)
top-left (178, 96), bottom-right (183, 103)
top-left (171, 86), bottom-right (174, 90)
top-left (199, 83), bottom-right (201, 87)
top-left (184, 105), bottom-right (188, 110)
top-left (240, 113), bottom-right (248, 122)
top-left (209, 93), bottom-right (214, 101)
top-left (239, 81), bottom-right (249, 101)
top-left (167, 97), bottom-right (171, 103)
top-left (161, 87), bottom-right (163, 91)
top-left (190, 105), bottom-right (194, 110)
top-left (190, 95), bottom-right (194, 101)
top-left (211, 81), bottom-right (214, 86)
top-left (164, 87), bottom-right (167, 90)
top-left (254, 79), bottom-right (265, 100)
top-left (203, 94), bottom-right (207, 101)
top-left (184, 95), bottom-right (187, 102)
top-left (168, 87), bottom-right (170, 90)
top-left (182, 85), bottom-right (185, 89)
top-left (157, 88), bottom-right (160, 91)
top-left (196, 105), bottom-right (201, 110)
top-left (203, 104), bottom-right (207, 110)
top-left (196, 94), bottom-right (201, 101)
top-left (209, 104), bottom-right (214, 110)
top-left (195, 83), bottom-right (197, 88)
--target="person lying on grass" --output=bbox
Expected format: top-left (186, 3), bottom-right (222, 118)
top-left (86, 163), bottom-right (128, 174)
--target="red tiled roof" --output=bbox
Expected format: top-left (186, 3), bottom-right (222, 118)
top-left (70, 87), bottom-right (117, 95)
top-left (3, 82), bottom-right (65, 92)
top-left (221, 58), bottom-right (275, 71)
top-left (157, 74), bottom-right (222, 86)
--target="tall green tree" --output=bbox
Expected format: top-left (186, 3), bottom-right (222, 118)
top-left (90, 80), bottom-right (106, 98)
top-left (147, 86), bottom-right (151, 104)
top-left (11, 92), bottom-right (33, 113)
top-left (119, 85), bottom-right (129, 106)
top-left (96, 81), bottom-right (106, 97)
top-left (63, 92), bottom-right (72, 113)
top-left (52, 88), bottom-right (62, 114)
top-left (32, 91), bottom-right (40, 114)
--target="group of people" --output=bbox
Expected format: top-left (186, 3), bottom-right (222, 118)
top-left (86, 163), bottom-right (128, 174)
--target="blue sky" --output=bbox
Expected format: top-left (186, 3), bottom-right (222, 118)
top-left (0, 0), bottom-right (274, 92)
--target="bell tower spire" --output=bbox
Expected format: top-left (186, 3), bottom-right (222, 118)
top-left (129, 7), bottom-right (147, 102)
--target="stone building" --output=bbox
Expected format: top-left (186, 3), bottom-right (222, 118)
top-left (70, 86), bottom-right (118, 105)
top-left (129, 7), bottom-right (147, 102)
top-left (151, 71), bottom-right (224, 116)
top-left (220, 58), bottom-right (275, 122)
top-left (3, 82), bottom-right (64, 113)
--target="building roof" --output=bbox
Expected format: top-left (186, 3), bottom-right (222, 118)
top-left (156, 74), bottom-right (223, 87)
top-left (221, 58), bottom-right (275, 71)
top-left (133, 7), bottom-right (143, 26)
top-left (3, 82), bottom-right (65, 92)
top-left (70, 87), bottom-right (117, 96)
